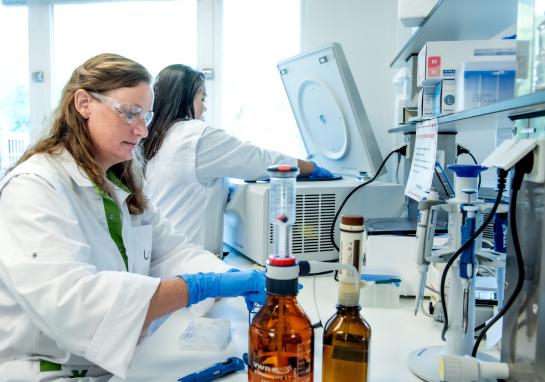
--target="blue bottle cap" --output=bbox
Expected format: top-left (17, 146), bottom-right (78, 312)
top-left (447, 164), bottom-right (487, 178)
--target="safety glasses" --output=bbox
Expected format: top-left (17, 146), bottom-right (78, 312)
top-left (90, 91), bottom-right (154, 127)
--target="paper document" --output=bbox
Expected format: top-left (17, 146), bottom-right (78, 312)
top-left (404, 119), bottom-right (438, 202)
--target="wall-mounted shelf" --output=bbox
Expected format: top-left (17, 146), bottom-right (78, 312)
top-left (389, 92), bottom-right (545, 134)
top-left (390, 0), bottom-right (518, 68)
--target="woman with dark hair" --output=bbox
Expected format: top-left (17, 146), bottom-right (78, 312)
top-left (0, 54), bottom-right (265, 381)
top-left (143, 64), bottom-right (333, 257)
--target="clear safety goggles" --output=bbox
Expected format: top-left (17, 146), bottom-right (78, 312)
top-left (90, 91), bottom-right (154, 127)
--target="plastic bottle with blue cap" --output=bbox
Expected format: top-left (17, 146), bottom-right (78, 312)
top-left (446, 164), bottom-right (487, 203)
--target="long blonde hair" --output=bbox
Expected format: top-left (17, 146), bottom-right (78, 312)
top-left (13, 53), bottom-right (151, 214)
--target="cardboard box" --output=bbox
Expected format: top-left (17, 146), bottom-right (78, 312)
top-left (442, 79), bottom-right (457, 113)
top-left (417, 86), bottom-right (436, 117)
top-left (456, 60), bottom-right (516, 112)
top-left (403, 107), bottom-right (418, 123)
top-left (393, 67), bottom-right (411, 125)
top-left (407, 54), bottom-right (419, 101)
top-left (432, 79), bottom-right (456, 115)
top-left (417, 40), bottom-right (517, 87)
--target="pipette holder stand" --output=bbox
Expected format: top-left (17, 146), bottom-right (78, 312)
top-left (409, 197), bottom-right (501, 382)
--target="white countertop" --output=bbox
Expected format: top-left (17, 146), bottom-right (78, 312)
top-left (110, 253), bottom-right (456, 382)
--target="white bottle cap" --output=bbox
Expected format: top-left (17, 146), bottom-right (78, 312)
top-left (338, 280), bottom-right (360, 306)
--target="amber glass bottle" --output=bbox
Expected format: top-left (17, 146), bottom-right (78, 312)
top-left (322, 214), bottom-right (370, 382)
top-left (248, 258), bottom-right (313, 381)
top-left (322, 304), bottom-right (371, 381)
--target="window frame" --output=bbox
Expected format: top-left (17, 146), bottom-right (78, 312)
top-left (26, 0), bottom-right (302, 143)
top-left (28, 1), bottom-right (54, 141)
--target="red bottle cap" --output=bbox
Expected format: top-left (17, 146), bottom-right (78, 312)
top-left (268, 255), bottom-right (296, 266)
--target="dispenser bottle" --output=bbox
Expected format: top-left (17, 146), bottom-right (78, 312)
top-left (338, 215), bottom-right (366, 277)
top-left (248, 165), bottom-right (314, 382)
top-left (248, 268), bottom-right (314, 381)
top-left (322, 215), bottom-right (371, 382)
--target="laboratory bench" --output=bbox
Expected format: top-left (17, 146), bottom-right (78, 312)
top-left (111, 252), bottom-right (486, 382)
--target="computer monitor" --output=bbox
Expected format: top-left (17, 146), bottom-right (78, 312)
top-left (277, 42), bottom-right (383, 177)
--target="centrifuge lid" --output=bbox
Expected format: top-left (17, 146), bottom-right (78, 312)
top-left (277, 42), bottom-right (383, 177)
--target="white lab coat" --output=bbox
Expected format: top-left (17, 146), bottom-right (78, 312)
top-left (0, 149), bottom-right (230, 381)
top-left (145, 119), bottom-right (298, 256)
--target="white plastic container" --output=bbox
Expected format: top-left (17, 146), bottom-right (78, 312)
top-left (178, 317), bottom-right (231, 351)
top-left (393, 67), bottom-right (411, 125)
top-left (360, 274), bottom-right (401, 309)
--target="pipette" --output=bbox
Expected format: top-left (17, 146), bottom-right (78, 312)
top-left (414, 189), bottom-right (443, 315)
top-left (177, 356), bottom-right (245, 382)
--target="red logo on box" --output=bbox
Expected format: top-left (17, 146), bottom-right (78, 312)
top-left (428, 56), bottom-right (441, 77)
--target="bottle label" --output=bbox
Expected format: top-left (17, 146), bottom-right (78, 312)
top-left (250, 361), bottom-right (312, 381)
top-left (332, 345), bottom-right (367, 363)
top-left (250, 342), bottom-right (312, 381)
top-left (339, 233), bottom-right (362, 279)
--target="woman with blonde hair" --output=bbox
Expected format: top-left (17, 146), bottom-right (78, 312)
top-left (0, 53), bottom-right (265, 381)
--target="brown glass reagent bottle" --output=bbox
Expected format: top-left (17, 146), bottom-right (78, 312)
top-left (248, 257), bottom-right (314, 381)
top-left (322, 215), bottom-right (371, 382)
top-left (322, 304), bottom-right (371, 381)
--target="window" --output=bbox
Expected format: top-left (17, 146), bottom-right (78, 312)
top-left (0, 3), bottom-right (30, 170)
top-left (221, 0), bottom-right (305, 158)
top-left (53, 0), bottom-right (197, 100)
top-left (16, 0), bottom-right (303, 163)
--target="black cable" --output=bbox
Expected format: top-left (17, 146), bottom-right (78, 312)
top-left (434, 167), bottom-right (452, 198)
top-left (466, 152), bottom-right (482, 190)
top-left (329, 146), bottom-right (405, 251)
top-left (474, 322), bottom-right (486, 331)
top-left (439, 168), bottom-right (508, 341)
top-left (471, 153), bottom-right (533, 357)
top-left (457, 145), bottom-right (482, 190)
top-left (466, 151), bottom-right (478, 164)
top-left (300, 258), bottom-right (337, 278)
top-left (302, 270), bottom-right (334, 277)
top-left (395, 152), bottom-right (402, 184)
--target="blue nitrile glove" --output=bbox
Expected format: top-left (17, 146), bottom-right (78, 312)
top-left (308, 161), bottom-right (334, 179)
top-left (226, 269), bottom-right (266, 311)
top-left (180, 269), bottom-right (266, 309)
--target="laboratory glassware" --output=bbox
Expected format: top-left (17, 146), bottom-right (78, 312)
top-left (248, 165), bottom-right (314, 381)
top-left (322, 215), bottom-right (370, 382)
